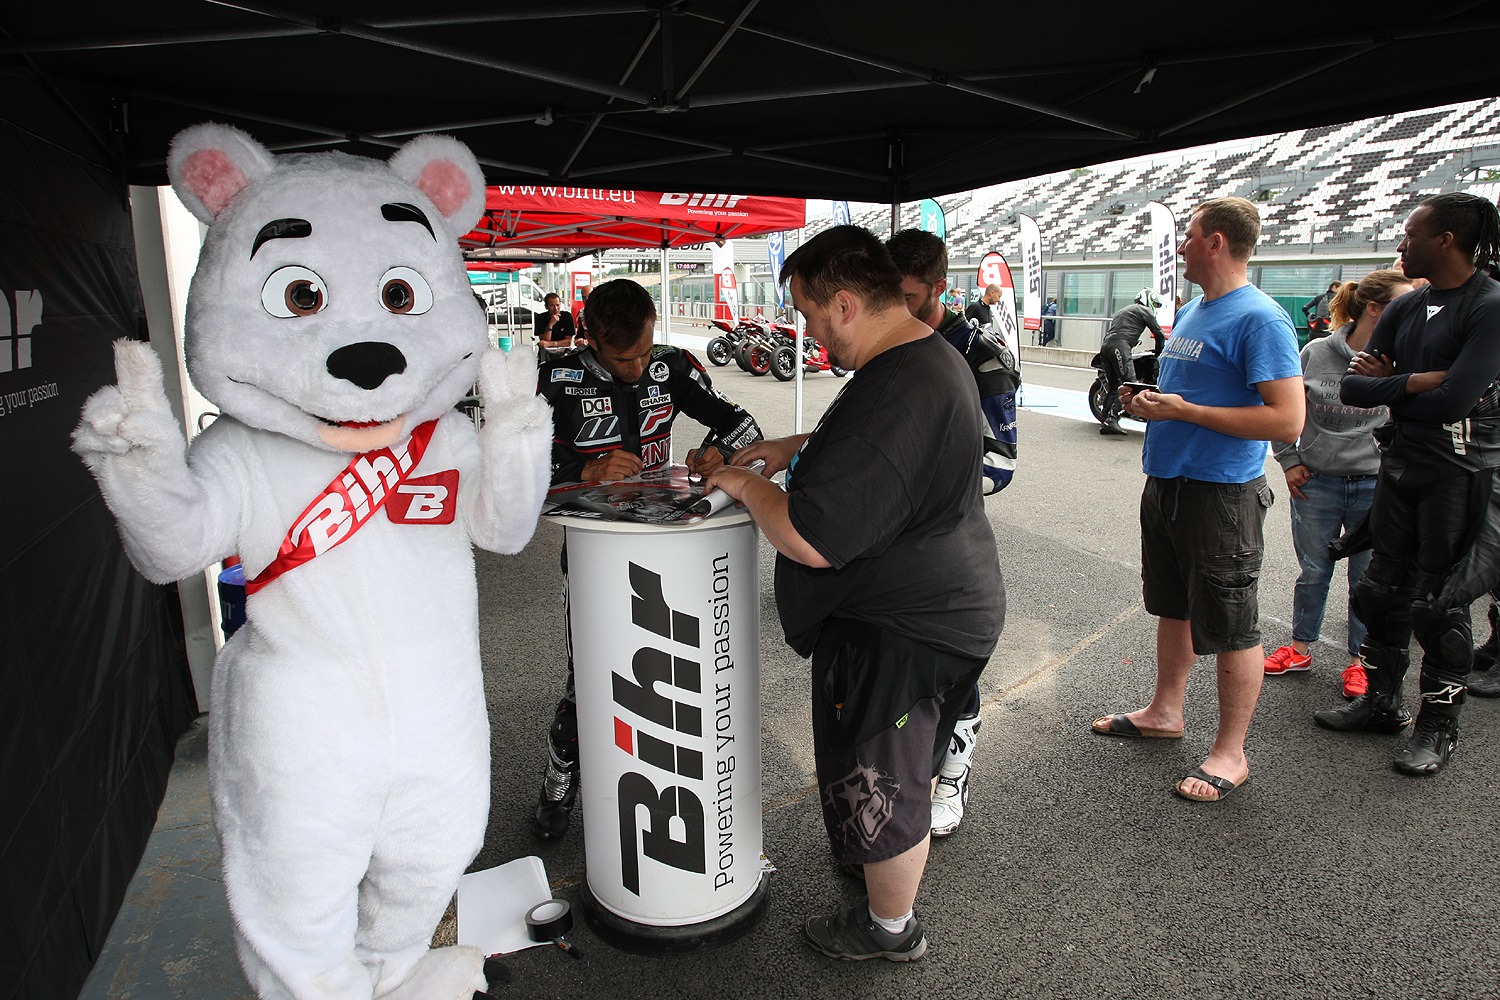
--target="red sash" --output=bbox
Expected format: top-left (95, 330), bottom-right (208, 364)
top-left (246, 420), bottom-right (438, 595)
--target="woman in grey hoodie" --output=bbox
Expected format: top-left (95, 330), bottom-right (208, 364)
top-left (1267, 270), bottom-right (1414, 696)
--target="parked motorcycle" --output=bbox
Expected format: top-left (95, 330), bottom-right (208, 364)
top-left (705, 318), bottom-right (747, 367)
top-left (730, 319), bottom-right (783, 377)
top-left (800, 337), bottom-right (848, 377)
top-left (1088, 351), bottom-right (1159, 424)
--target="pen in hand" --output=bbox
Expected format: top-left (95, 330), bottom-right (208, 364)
top-left (688, 429), bottom-right (717, 481)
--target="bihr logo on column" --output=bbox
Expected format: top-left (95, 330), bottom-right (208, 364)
top-left (613, 556), bottom-right (738, 894)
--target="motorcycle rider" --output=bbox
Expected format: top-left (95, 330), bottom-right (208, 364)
top-left (531, 279), bottom-right (763, 839)
top-left (1098, 289), bottom-right (1167, 436)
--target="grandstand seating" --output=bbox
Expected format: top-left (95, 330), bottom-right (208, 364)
top-left (806, 98), bottom-right (1500, 260)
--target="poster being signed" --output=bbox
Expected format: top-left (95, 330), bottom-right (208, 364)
top-left (543, 464), bottom-right (756, 524)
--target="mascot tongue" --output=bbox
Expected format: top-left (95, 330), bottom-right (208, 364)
top-left (320, 414), bottom-right (408, 452)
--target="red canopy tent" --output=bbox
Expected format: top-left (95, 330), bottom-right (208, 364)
top-left (461, 186), bottom-right (806, 339)
top-left (461, 186), bottom-right (806, 263)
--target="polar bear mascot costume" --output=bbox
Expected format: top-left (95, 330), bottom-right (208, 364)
top-left (72, 123), bottom-right (552, 1000)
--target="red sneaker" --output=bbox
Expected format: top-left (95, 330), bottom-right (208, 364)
top-left (1264, 645), bottom-right (1312, 675)
top-left (1342, 663), bottom-right (1368, 698)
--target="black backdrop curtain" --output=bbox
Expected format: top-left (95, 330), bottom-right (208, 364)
top-left (0, 68), bottom-right (196, 1000)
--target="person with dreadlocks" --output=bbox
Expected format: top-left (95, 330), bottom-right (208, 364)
top-left (1313, 192), bottom-right (1500, 776)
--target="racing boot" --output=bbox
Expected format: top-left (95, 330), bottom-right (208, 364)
top-left (1393, 672), bottom-right (1464, 776)
top-left (931, 713), bottom-right (981, 838)
top-left (1099, 397), bottom-right (1127, 436)
top-left (1313, 638), bottom-right (1411, 733)
top-left (1467, 593), bottom-right (1500, 697)
top-left (532, 698), bottom-right (579, 840)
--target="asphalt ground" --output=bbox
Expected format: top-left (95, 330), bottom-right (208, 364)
top-left (84, 353), bottom-right (1500, 1000)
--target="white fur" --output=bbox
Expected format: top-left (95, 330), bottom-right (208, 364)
top-left (73, 128), bottom-right (550, 1000)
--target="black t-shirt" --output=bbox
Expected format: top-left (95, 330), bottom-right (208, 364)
top-left (534, 310), bottom-right (575, 340)
top-left (776, 333), bottom-right (1005, 659)
top-left (1343, 271), bottom-right (1500, 474)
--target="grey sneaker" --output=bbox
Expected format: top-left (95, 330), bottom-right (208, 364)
top-left (802, 897), bottom-right (927, 962)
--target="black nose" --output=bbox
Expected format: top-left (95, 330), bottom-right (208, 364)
top-left (326, 342), bottom-right (407, 390)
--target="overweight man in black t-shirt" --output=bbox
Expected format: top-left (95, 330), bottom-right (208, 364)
top-left (708, 225), bottom-right (1004, 963)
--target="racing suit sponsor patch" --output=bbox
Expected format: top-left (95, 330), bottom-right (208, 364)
top-left (575, 414), bottom-right (621, 447)
top-left (639, 405), bottom-right (672, 437)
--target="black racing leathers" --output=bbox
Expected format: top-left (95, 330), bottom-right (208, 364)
top-left (1341, 271), bottom-right (1500, 704)
top-left (538, 344), bottom-right (763, 484)
top-left (1104, 301), bottom-right (1167, 354)
top-left (536, 344), bottom-right (763, 777)
top-left (1098, 303), bottom-right (1166, 421)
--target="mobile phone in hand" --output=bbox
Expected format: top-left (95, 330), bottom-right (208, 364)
top-left (1122, 381), bottom-right (1157, 394)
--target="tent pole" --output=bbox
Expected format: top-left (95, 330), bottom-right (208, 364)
top-left (890, 202), bottom-right (898, 237)
top-left (794, 324), bottom-right (805, 433)
top-left (791, 230), bottom-right (804, 433)
top-left (660, 245), bottom-right (671, 344)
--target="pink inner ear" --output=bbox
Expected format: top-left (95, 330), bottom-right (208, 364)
top-left (182, 149), bottom-right (249, 218)
top-left (416, 160), bottom-right (472, 219)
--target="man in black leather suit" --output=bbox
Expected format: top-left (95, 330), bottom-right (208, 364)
top-left (1314, 193), bottom-right (1500, 776)
top-left (1098, 290), bottom-right (1166, 435)
top-left (531, 279), bottom-right (762, 838)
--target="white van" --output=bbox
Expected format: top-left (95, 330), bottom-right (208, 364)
top-left (474, 273), bottom-right (546, 330)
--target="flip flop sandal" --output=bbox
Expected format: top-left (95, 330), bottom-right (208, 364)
top-left (1173, 767), bottom-right (1247, 802)
top-left (1090, 713), bottom-right (1184, 740)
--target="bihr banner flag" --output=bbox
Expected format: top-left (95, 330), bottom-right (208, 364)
top-left (1018, 214), bottom-right (1043, 333)
top-left (1148, 201), bottom-right (1177, 336)
top-left (977, 251), bottom-right (1019, 347)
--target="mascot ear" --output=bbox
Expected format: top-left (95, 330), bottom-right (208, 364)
top-left (167, 123), bottom-right (275, 224)
top-left (387, 135), bottom-right (486, 238)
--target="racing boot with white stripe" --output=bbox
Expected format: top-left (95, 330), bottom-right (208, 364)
top-left (930, 713), bottom-right (981, 838)
top-left (1394, 672), bottom-right (1464, 776)
top-left (532, 699), bottom-right (579, 840)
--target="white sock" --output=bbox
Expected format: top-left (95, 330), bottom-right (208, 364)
top-left (869, 907), bottom-right (912, 935)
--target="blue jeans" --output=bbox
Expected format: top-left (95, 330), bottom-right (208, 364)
top-left (1289, 472), bottom-right (1375, 655)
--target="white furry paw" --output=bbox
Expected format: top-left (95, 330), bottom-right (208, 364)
top-left (71, 340), bottom-right (183, 460)
top-left (379, 945), bottom-right (486, 1000)
top-left (476, 347), bottom-right (552, 435)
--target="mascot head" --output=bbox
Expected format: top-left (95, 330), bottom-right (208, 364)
top-left (167, 124), bottom-right (488, 452)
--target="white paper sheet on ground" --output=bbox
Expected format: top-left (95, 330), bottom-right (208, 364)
top-left (456, 855), bottom-right (553, 955)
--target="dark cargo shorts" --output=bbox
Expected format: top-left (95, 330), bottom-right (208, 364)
top-left (810, 617), bottom-right (986, 865)
top-left (1140, 475), bottom-right (1271, 655)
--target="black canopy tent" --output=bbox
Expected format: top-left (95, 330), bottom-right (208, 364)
top-left (7, 1), bottom-right (1500, 203)
top-left (6, 4), bottom-right (1500, 999)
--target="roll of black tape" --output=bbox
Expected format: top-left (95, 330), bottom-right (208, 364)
top-left (525, 899), bottom-right (573, 942)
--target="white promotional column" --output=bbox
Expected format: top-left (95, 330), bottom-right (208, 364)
top-left (560, 511), bottom-right (767, 948)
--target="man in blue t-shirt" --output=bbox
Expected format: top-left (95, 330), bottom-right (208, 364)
top-left (1090, 197), bottom-right (1304, 803)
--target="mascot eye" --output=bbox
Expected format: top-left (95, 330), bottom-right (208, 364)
top-left (379, 267), bottom-right (433, 315)
top-left (261, 266), bottom-right (327, 318)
